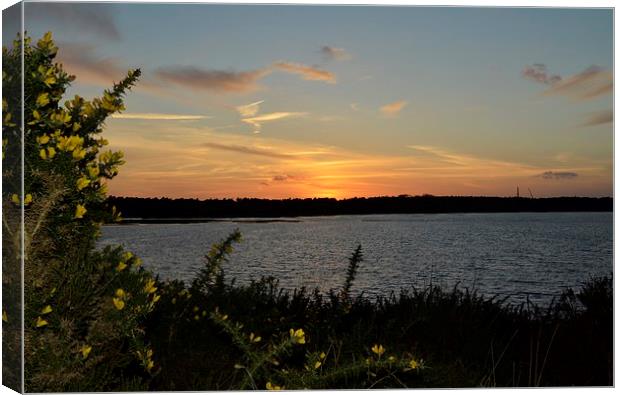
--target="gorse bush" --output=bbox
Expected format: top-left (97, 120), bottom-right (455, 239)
top-left (2, 33), bottom-right (160, 392)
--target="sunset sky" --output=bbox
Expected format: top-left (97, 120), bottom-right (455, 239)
top-left (11, 3), bottom-right (614, 198)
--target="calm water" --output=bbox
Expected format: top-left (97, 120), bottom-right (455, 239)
top-left (99, 212), bottom-right (613, 306)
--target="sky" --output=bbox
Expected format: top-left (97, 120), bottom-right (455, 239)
top-left (6, 3), bottom-right (614, 198)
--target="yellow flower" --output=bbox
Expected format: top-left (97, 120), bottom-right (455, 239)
top-left (171, 298), bottom-right (177, 305)
top-left (116, 261), bottom-right (127, 272)
top-left (146, 359), bottom-right (155, 372)
top-left (39, 148), bottom-right (47, 160)
top-left (74, 204), bottom-right (87, 219)
top-left (249, 332), bottom-right (262, 343)
top-left (133, 257), bottom-right (142, 267)
top-left (289, 328), bottom-right (306, 344)
top-left (36, 93), bottom-right (50, 107)
top-left (122, 251), bottom-right (133, 261)
top-left (371, 344), bottom-right (385, 357)
top-left (72, 148), bottom-right (86, 160)
top-left (320, 352), bottom-right (326, 360)
top-left (72, 122), bottom-right (81, 132)
top-left (40, 305), bottom-right (52, 314)
top-left (80, 345), bottom-right (92, 359)
top-left (112, 297), bottom-right (125, 310)
top-left (2, 310), bottom-right (7, 322)
top-left (47, 147), bottom-right (56, 159)
top-left (24, 194), bottom-right (32, 206)
top-left (314, 361), bottom-right (322, 369)
top-left (144, 279), bottom-right (157, 294)
top-left (36, 316), bottom-right (48, 327)
top-left (36, 134), bottom-right (50, 144)
top-left (115, 288), bottom-right (126, 298)
top-left (57, 135), bottom-right (83, 152)
top-left (152, 294), bottom-right (161, 303)
top-left (193, 306), bottom-right (199, 312)
top-left (11, 194), bottom-right (19, 205)
top-left (266, 382), bottom-right (282, 391)
top-left (87, 165), bottom-right (100, 179)
top-left (76, 177), bottom-right (90, 191)
top-left (194, 315), bottom-right (200, 321)
top-left (408, 359), bottom-right (420, 370)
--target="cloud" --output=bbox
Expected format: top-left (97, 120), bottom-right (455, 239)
top-left (350, 103), bottom-right (360, 111)
top-left (203, 142), bottom-right (293, 159)
top-left (273, 62), bottom-right (336, 83)
top-left (56, 42), bottom-right (127, 87)
top-left (28, 3), bottom-right (121, 40)
top-left (542, 66), bottom-right (612, 101)
top-left (241, 112), bottom-right (307, 132)
top-left (236, 100), bottom-right (264, 117)
top-left (156, 66), bottom-right (270, 93)
top-left (272, 174), bottom-right (299, 182)
top-left (581, 109), bottom-right (613, 127)
top-left (380, 100), bottom-right (408, 116)
top-left (521, 64), bottom-right (562, 85)
top-left (536, 171), bottom-right (579, 180)
top-left (320, 46), bottom-right (351, 61)
top-left (111, 113), bottom-right (210, 121)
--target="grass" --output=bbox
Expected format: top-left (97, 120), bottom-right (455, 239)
top-left (142, 235), bottom-right (613, 390)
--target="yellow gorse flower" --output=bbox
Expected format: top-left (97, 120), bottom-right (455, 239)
top-left (72, 147), bottom-right (87, 160)
top-left (74, 204), bottom-right (87, 219)
top-left (320, 352), bottom-right (326, 360)
top-left (371, 344), bottom-right (385, 357)
top-left (76, 177), bottom-right (90, 191)
top-left (408, 359), bottom-right (420, 370)
top-left (56, 135), bottom-right (83, 152)
top-left (314, 361), bottom-right (322, 369)
top-left (36, 134), bottom-right (50, 145)
top-left (249, 332), bottom-right (262, 343)
top-left (112, 298), bottom-right (125, 310)
top-left (36, 316), bottom-right (48, 328)
top-left (2, 310), bottom-right (7, 322)
top-left (41, 305), bottom-right (53, 314)
top-left (266, 382), bottom-right (282, 391)
top-left (11, 194), bottom-right (19, 205)
top-left (87, 164), bottom-right (100, 179)
top-left (116, 261), bottom-right (127, 272)
top-left (36, 93), bottom-right (50, 107)
top-left (144, 279), bottom-right (157, 294)
top-left (115, 288), bottom-right (126, 298)
top-left (24, 194), bottom-right (32, 206)
top-left (80, 345), bottom-right (92, 359)
top-left (289, 328), bottom-right (306, 344)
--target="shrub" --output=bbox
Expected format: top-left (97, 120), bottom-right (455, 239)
top-left (2, 32), bottom-right (158, 392)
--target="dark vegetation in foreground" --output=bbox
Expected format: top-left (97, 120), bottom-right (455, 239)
top-left (109, 195), bottom-right (612, 220)
top-left (144, 233), bottom-right (613, 390)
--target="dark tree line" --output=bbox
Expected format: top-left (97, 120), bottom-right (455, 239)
top-left (107, 195), bottom-right (612, 220)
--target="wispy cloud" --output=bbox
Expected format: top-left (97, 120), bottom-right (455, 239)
top-left (320, 46), bottom-right (351, 61)
top-left (380, 100), bottom-right (408, 116)
top-left (28, 3), bottom-right (121, 40)
top-left (536, 171), bottom-right (579, 180)
top-left (521, 64), bottom-right (562, 85)
top-left (57, 42), bottom-right (166, 95)
top-left (56, 42), bottom-right (126, 86)
top-left (156, 66), bottom-right (270, 93)
top-left (542, 66), bottom-right (612, 101)
top-left (203, 142), bottom-right (293, 159)
top-left (273, 62), bottom-right (336, 83)
top-left (111, 113), bottom-right (210, 121)
top-left (581, 109), bottom-right (613, 127)
top-left (241, 112), bottom-right (308, 132)
top-left (236, 100), bottom-right (264, 117)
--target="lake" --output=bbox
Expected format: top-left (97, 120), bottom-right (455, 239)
top-left (99, 212), bottom-right (613, 306)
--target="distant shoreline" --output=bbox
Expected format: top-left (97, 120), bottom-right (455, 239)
top-left (107, 195), bottom-right (612, 223)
